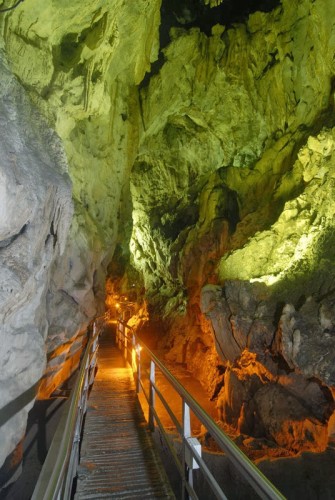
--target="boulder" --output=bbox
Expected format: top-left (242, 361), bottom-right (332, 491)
top-left (276, 298), bottom-right (335, 386)
top-left (254, 384), bottom-right (328, 453)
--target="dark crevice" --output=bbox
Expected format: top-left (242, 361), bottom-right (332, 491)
top-left (50, 220), bottom-right (57, 248)
top-left (140, 0), bottom-right (281, 88)
top-left (159, 204), bottom-right (198, 241)
top-left (256, 49), bottom-right (279, 80)
top-left (140, 51), bottom-right (166, 89)
top-left (0, 223), bottom-right (28, 249)
top-left (273, 301), bottom-right (285, 327)
top-left (45, 220), bottom-right (58, 248)
top-left (162, 0), bottom-right (282, 46)
top-left (210, 371), bottom-right (226, 401)
top-left (270, 353), bottom-right (295, 374)
top-left (60, 289), bottom-right (79, 306)
top-left (295, 295), bottom-right (307, 310)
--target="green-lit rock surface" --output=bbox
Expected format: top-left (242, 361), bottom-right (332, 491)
top-left (219, 129), bottom-right (335, 293)
top-left (128, 0), bottom-right (335, 454)
top-left (130, 0), bottom-right (335, 310)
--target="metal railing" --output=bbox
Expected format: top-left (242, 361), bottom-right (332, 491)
top-left (116, 318), bottom-right (286, 500)
top-left (31, 323), bottom-right (100, 500)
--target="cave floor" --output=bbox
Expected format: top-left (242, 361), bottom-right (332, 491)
top-left (75, 326), bottom-right (175, 499)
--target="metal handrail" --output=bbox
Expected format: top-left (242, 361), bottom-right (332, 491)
top-left (31, 323), bottom-right (100, 500)
top-left (116, 318), bottom-right (285, 500)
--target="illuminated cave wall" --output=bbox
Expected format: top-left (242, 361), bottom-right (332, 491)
top-left (128, 0), bottom-right (335, 453)
top-left (0, 0), bottom-right (335, 484)
top-left (0, 0), bottom-right (161, 481)
top-left (0, 53), bottom-right (73, 481)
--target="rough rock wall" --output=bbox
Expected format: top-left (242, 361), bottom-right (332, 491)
top-left (131, 0), bottom-right (335, 309)
top-left (128, 0), bottom-right (335, 452)
top-left (0, 0), bottom-right (161, 480)
top-left (0, 53), bottom-right (72, 475)
top-left (0, 0), bottom-right (161, 399)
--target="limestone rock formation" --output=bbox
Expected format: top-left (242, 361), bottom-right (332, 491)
top-left (215, 350), bottom-right (331, 452)
top-left (0, 0), bottom-right (162, 484)
top-left (130, 0), bottom-right (335, 313)
top-left (0, 52), bottom-right (72, 477)
top-left (276, 298), bottom-right (335, 387)
top-left (201, 281), bottom-right (277, 362)
top-left (128, 0), bottom-right (335, 454)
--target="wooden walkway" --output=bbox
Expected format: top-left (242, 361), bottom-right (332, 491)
top-left (75, 325), bottom-right (174, 499)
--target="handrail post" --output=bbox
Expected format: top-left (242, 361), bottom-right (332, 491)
top-left (124, 325), bottom-right (127, 361)
top-left (182, 401), bottom-right (191, 500)
top-left (118, 320), bottom-right (123, 350)
top-left (148, 360), bottom-right (155, 432)
top-left (136, 344), bottom-right (141, 394)
top-left (131, 334), bottom-right (136, 373)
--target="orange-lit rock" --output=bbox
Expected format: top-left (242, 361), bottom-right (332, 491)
top-left (217, 350), bottom-right (332, 453)
top-left (254, 384), bottom-right (328, 453)
top-left (37, 333), bottom-right (86, 399)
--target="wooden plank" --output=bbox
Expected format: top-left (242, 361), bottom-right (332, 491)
top-left (75, 328), bottom-right (174, 499)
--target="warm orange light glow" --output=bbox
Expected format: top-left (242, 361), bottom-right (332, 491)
top-left (116, 303), bottom-right (120, 309)
top-left (132, 348), bottom-right (137, 372)
top-left (131, 345), bottom-right (142, 372)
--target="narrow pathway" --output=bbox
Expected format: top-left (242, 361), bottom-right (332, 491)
top-left (75, 326), bottom-right (174, 499)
